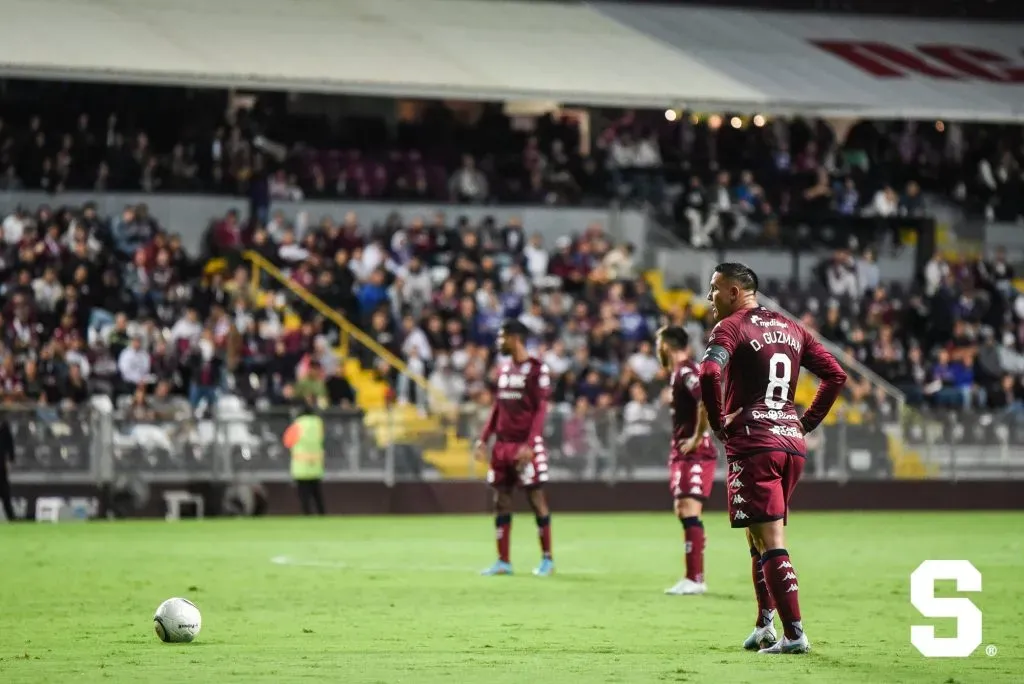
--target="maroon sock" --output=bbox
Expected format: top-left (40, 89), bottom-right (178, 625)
top-left (761, 548), bottom-right (803, 639)
top-left (536, 515), bottom-right (552, 559)
top-left (495, 514), bottom-right (511, 563)
top-left (750, 547), bottom-right (777, 627)
top-left (682, 517), bottom-right (705, 583)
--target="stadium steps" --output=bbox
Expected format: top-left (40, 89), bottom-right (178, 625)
top-left (424, 429), bottom-right (487, 479)
top-left (645, 270), bottom-right (693, 313)
top-left (243, 251), bottom-right (477, 479)
top-left (646, 270), bottom-right (933, 479)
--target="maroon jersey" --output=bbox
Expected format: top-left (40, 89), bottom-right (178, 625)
top-left (482, 357), bottom-right (550, 444)
top-left (700, 307), bottom-right (846, 460)
top-left (669, 360), bottom-right (715, 463)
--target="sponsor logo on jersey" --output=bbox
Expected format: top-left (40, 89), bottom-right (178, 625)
top-left (750, 315), bottom-right (788, 329)
top-left (770, 425), bottom-right (804, 439)
top-left (497, 373), bottom-right (528, 399)
top-left (751, 410), bottom-right (799, 421)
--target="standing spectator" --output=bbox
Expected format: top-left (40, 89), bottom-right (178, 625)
top-left (449, 155), bottom-right (488, 204)
top-left (0, 417), bottom-right (14, 521)
top-left (187, 334), bottom-right (221, 411)
top-left (856, 248), bottom-right (881, 295)
top-left (820, 250), bottom-right (859, 298)
top-left (427, 354), bottom-right (466, 410)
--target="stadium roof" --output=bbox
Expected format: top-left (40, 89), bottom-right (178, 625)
top-left (2, 0), bottom-right (1022, 121)
top-left (594, 2), bottom-right (1024, 121)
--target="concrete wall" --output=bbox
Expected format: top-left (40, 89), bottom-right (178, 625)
top-left (0, 191), bottom-right (648, 257)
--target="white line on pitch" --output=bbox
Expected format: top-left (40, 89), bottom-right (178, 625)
top-left (270, 555), bottom-right (606, 575)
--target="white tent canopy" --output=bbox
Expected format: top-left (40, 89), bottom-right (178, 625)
top-left (594, 2), bottom-right (1024, 121)
top-left (1, 0), bottom-right (1022, 120)
top-left (0, 0), bottom-right (762, 109)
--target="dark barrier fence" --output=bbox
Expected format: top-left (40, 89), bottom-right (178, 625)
top-left (2, 402), bottom-right (1022, 520)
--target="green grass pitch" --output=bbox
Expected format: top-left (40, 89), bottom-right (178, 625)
top-left (0, 512), bottom-right (1022, 683)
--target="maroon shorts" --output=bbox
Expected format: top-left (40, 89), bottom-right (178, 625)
top-left (487, 439), bottom-right (549, 489)
top-left (726, 451), bottom-right (804, 528)
top-left (669, 455), bottom-right (716, 502)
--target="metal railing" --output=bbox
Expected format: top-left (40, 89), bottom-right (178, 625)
top-left (5, 403), bottom-right (1024, 487)
top-left (243, 250), bottom-right (455, 417)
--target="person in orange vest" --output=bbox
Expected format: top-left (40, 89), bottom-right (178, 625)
top-left (282, 400), bottom-right (326, 515)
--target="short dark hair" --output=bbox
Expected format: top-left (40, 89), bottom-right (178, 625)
top-left (714, 262), bottom-right (759, 293)
top-left (501, 319), bottom-right (530, 338)
top-left (657, 326), bottom-right (689, 350)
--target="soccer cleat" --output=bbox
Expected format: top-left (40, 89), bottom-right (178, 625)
top-left (480, 560), bottom-right (513, 576)
top-left (664, 578), bottom-right (707, 595)
top-left (743, 623), bottom-right (778, 650)
top-left (533, 557), bottom-right (555, 577)
top-left (758, 633), bottom-right (810, 654)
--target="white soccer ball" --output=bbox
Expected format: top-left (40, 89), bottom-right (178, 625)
top-left (153, 597), bottom-right (202, 643)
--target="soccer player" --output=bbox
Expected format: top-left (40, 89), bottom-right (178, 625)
top-left (698, 263), bottom-right (846, 655)
top-left (657, 326), bottom-right (717, 596)
top-left (474, 319), bottom-right (554, 577)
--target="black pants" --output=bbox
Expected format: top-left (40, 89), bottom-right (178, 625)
top-left (295, 479), bottom-right (325, 516)
top-left (0, 466), bottom-right (14, 521)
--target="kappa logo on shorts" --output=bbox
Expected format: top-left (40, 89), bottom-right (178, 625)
top-left (689, 474), bottom-right (702, 484)
top-left (689, 486), bottom-right (702, 495)
top-left (730, 462), bottom-right (743, 474)
top-left (786, 584), bottom-right (799, 593)
top-left (779, 561), bottom-right (793, 569)
top-left (729, 478), bottom-right (743, 491)
top-left (733, 510), bottom-right (749, 520)
top-left (782, 572), bottom-right (797, 581)
top-left (689, 464), bottom-right (702, 473)
top-left (731, 494), bottom-right (747, 505)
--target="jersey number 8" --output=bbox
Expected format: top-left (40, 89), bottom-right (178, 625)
top-left (765, 353), bottom-right (792, 410)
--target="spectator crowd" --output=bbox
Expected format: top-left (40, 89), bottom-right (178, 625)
top-left (0, 80), bottom-right (1023, 465)
top-left (0, 80), bottom-right (1020, 241)
top-left (777, 244), bottom-right (1024, 419)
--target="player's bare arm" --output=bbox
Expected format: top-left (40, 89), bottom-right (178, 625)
top-left (475, 403), bottom-right (499, 461)
top-left (678, 402), bottom-right (709, 454)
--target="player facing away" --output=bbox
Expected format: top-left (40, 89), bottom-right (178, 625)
top-left (657, 326), bottom-right (718, 596)
top-left (475, 319), bottom-right (555, 577)
top-left (698, 263), bottom-right (847, 655)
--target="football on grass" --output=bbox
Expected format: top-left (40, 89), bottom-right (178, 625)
top-left (153, 598), bottom-right (202, 643)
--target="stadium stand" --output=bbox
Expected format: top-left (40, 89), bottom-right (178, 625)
top-left (4, 4), bottom-right (1024, 683)
top-left (1, 0), bottom-right (1023, 490)
top-left (2, 80), bottom-right (1024, 481)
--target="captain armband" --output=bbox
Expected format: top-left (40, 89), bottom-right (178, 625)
top-left (701, 344), bottom-right (730, 368)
